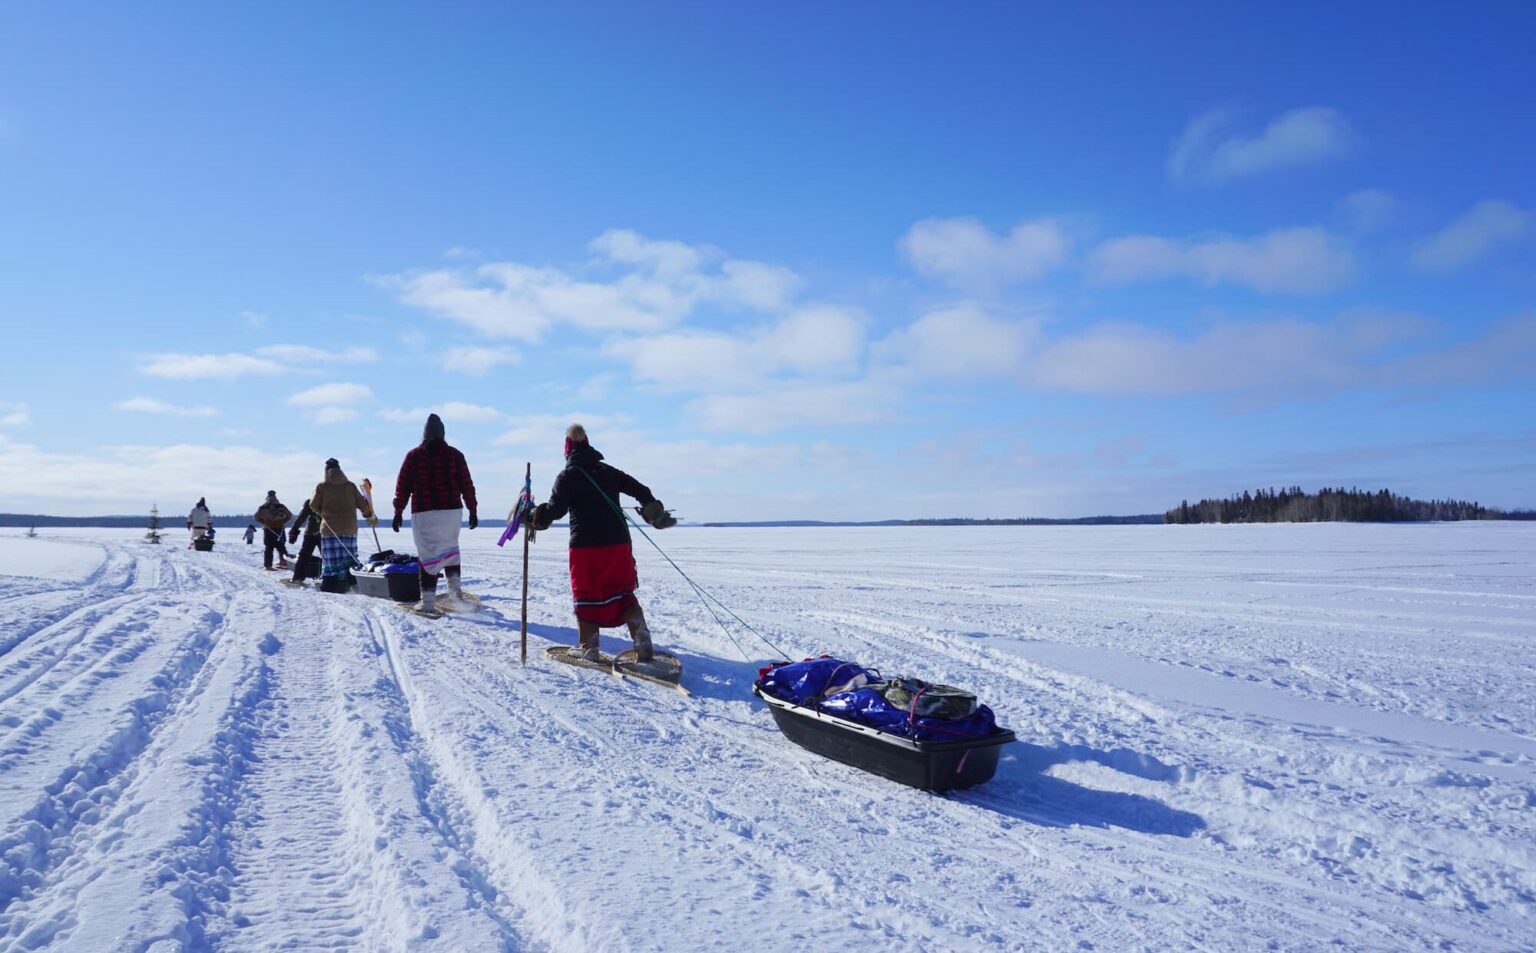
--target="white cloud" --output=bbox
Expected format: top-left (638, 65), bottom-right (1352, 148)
top-left (1168, 106), bottom-right (1355, 183)
top-left (0, 401), bottom-right (30, 427)
top-left (493, 412), bottom-right (633, 449)
top-left (287, 382), bottom-right (372, 424)
top-left (379, 402), bottom-right (504, 425)
top-left (758, 307), bottom-right (864, 370)
top-left (1025, 313), bottom-right (1444, 397)
top-left (137, 344), bottom-right (376, 380)
top-left (287, 382), bottom-right (374, 407)
top-left (589, 229), bottom-right (706, 275)
top-left (878, 305), bottom-right (1035, 378)
top-left (1339, 189), bottom-right (1399, 232)
top-left (1412, 200), bottom-right (1533, 272)
top-left (607, 306), bottom-right (867, 393)
top-left (1088, 226), bottom-right (1354, 294)
top-left (0, 439), bottom-right (329, 515)
top-left (439, 346), bottom-right (521, 376)
top-left (718, 260), bottom-right (803, 312)
top-left (900, 217), bottom-right (1070, 289)
top-left (690, 382), bottom-right (897, 434)
top-left (115, 397), bottom-right (218, 418)
top-left (139, 352), bottom-right (287, 380)
top-left (311, 406), bottom-right (359, 426)
top-left (254, 344), bottom-right (378, 364)
top-left (379, 230), bottom-right (803, 343)
top-left (609, 332), bottom-right (757, 392)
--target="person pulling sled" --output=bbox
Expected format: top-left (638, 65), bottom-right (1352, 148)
top-left (392, 412), bottom-right (479, 615)
top-left (531, 423), bottom-right (676, 665)
top-left (282, 496), bottom-right (323, 586)
top-left (307, 458), bottom-right (375, 592)
top-left (254, 490), bottom-right (293, 571)
top-left (187, 497), bottom-right (212, 548)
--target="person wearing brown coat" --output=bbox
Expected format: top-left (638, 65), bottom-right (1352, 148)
top-left (254, 490), bottom-right (293, 571)
top-left (308, 458), bottom-right (375, 592)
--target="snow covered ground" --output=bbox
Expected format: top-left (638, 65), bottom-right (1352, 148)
top-left (0, 523), bottom-right (1532, 952)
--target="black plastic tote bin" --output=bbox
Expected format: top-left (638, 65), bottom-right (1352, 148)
top-left (353, 566), bottom-right (420, 602)
top-left (753, 686), bottom-right (1015, 791)
top-left (192, 537), bottom-right (214, 552)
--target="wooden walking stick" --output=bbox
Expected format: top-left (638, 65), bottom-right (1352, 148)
top-left (520, 462), bottom-right (530, 665)
top-left (498, 462), bottom-right (535, 664)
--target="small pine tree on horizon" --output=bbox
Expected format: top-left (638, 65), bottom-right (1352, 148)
top-left (145, 504), bottom-right (162, 544)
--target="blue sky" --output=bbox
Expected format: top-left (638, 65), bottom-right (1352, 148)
top-left (1, 2), bottom-right (1532, 519)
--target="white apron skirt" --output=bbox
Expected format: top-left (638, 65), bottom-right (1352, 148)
top-left (411, 508), bottom-right (463, 575)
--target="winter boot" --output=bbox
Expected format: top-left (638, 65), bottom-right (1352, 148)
top-left (625, 606), bottom-right (654, 663)
top-left (418, 587), bottom-right (437, 614)
top-left (446, 567), bottom-right (463, 601)
top-left (568, 620), bottom-right (601, 661)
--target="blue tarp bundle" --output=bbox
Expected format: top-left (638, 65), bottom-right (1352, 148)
top-left (756, 656), bottom-right (1001, 741)
top-left (819, 686), bottom-right (999, 741)
top-left (756, 656), bottom-right (875, 705)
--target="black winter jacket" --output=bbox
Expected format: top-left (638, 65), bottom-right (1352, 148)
top-left (291, 500), bottom-right (322, 539)
top-left (544, 444), bottom-right (657, 549)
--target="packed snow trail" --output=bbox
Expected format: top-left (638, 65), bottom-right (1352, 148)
top-left (0, 524), bottom-right (1532, 951)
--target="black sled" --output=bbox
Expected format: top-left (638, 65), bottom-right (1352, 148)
top-left (192, 536), bottom-right (214, 552)
top-left (753, 687), bottom-right (1014, 791)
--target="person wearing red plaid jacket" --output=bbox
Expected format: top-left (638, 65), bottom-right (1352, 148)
top-left (391, 413), bottom-right (478, 613)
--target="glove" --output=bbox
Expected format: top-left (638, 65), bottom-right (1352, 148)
top-left (531, 503), bottom-right (553, 532)
top-left (367, 515), bottom-right (378, 527)
top-left (640, 500), bottom-right (677, 529)
top-left (468, 511), bottom-right (478, 530)
top-left (287, 528), bottom-right (299, 544)
top-left (392, 513), bottom-right (402, 533)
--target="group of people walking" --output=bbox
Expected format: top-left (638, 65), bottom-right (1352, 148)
top-left (184, 415), bottom-right (675, 661)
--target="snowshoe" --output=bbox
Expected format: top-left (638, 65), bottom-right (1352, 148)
top-left (546, 644), bottom-right (614, 672)
top-left (279, 578), bottom-right (307, 589)
top-left (399, 600), bottom-right (444, 620)
top-left (438, 591), bottom-right (482, 614)
top-left (613, 649), bottom-right (685, 692)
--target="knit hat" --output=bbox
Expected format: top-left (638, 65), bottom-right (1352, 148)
top-left (265, 490), bottom-right (277, 500)
top-left (564, 422), bottom-right (587, 458)
top-left (324, 457), bottom-right (340, 472)
top-left (423, 413), bottom-right (445, 444)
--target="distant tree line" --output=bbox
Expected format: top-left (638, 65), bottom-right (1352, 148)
top-left (1165, 487), bottom-right (1499, 524)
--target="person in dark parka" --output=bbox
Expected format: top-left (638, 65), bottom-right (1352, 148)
top-left (531, 423), bottom-right (675, 662)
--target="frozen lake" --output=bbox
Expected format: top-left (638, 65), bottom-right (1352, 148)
top-left (0, 523), bottom-right (1532, 950)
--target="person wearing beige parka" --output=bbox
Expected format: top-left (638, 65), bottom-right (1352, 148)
top-left (308, 457), bottom-right (375, 592)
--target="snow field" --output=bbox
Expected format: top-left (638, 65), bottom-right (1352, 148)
top-left (0, 523), bottom-right (1532, 951)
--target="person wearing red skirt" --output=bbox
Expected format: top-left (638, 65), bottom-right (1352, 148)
top-left (532, 423), bottom-right (675, 661)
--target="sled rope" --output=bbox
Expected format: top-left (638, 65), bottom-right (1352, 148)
top-left (574, 467), bottom-right (791, 662)
top-left (319, 519), bottom-right (366, 568)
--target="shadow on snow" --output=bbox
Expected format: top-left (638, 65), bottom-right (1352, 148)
top-left (949, 742), bottom-right (1205, 837)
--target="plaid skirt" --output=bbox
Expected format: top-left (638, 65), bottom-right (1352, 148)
top-left (320, 534), bottom-right (358, 577)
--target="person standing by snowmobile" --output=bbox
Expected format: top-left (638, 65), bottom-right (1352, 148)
top-left (187, 498), bottom-right (212, 547)
top-left (285, 496), bottom-right (322, 584)
top-left (391, 413), bottom-right (478, 614)
top-left (530, 423), bottom-right (675, 662)
top-left (308, 458), bottom-right (375, 593)
top-left (254, 491), bottom-right (293, 571)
